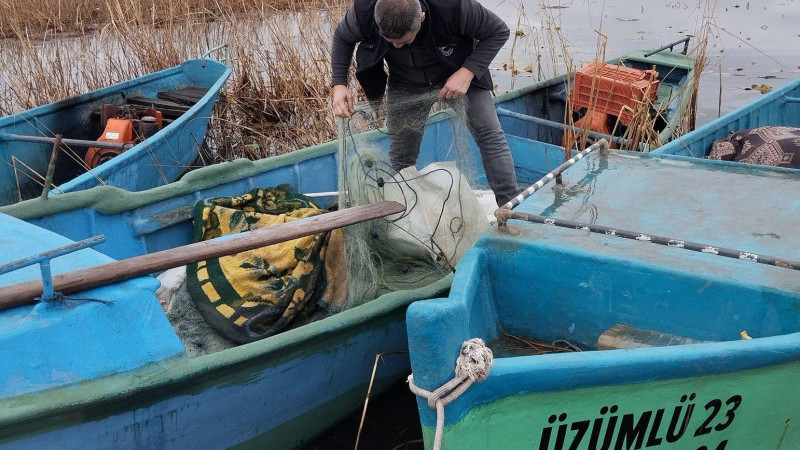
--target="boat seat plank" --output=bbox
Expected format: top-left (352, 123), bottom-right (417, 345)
top-left (126, 96), bottom-right (190, 119)
top-left (597, 323), bottom-right (708, 349)
top-left (157, 87), bottom-right (208, 106)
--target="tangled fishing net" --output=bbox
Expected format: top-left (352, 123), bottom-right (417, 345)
top-left (158, 92), bottom-right (496, 355)
top-left (336, 92), bottom-right (494, 308)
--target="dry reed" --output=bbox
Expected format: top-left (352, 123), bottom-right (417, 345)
top-left (0, 0), bottom-right (710, 166)
top-left (0, 0), bottom-right (352, 161)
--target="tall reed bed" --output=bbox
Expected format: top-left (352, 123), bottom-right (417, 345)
top-left (0, 0), bottom-right (350, 160)
top-left (0, 0), bottom-right (710, 163)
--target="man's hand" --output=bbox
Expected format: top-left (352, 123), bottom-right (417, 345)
top-left (332, 85), bottom-right (355, 118)
top-left (438, 67), bottom-right (475, 101)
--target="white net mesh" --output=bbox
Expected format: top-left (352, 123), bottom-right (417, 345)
top-left (336, 94), bottom-right (494, 308)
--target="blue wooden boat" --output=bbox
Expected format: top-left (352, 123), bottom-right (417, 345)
top-left (0, 58), bottom-right (231, 207)
top-left (652, 77), bottom-right (800, 161)
top-left (0, 45), bottom-right (694, 449)
top-left (496, 41), bottom-right (696, 155)
top-left (406, 146), bottom-right (800, 449)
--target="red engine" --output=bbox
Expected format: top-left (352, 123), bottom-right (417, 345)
top-left (84, 104), bottom-right (164, 169)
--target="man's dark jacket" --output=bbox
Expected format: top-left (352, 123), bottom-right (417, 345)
top-left (331, 0), bottom-right (509, 100)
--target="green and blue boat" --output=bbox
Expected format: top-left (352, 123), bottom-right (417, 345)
top-left (0, 44), bottom-right (695, 449)
top-left (406, 144), bottom-right (800, 449)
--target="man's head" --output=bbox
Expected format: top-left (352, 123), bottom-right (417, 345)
top-left (375, 0), bottom-right (425, 47)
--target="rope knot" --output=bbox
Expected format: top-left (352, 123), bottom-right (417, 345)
top-left (455, 337), bottom-right (493, 382)
top-left (407, 337), bottom-right (494, 450)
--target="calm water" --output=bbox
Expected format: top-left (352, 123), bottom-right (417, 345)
top-left (307, 1), bottom-right (799, 448)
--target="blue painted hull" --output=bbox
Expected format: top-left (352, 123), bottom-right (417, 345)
top-left (653, 77), bottom-right (800, 159)
top-left (406, 150), bottom-right (800, 449)
top-left (2, 278), bottom-right (432, 449)
top-left (0, 133), bottom-right (452, 448)
top-left (0, 59), bottom-right (231, 206)
top-left (0, 48), bottom-right (694, 449)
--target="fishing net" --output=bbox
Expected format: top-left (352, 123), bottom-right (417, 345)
top-left (335, 92), bottom-right (493, 308)
top-left (157, 92), bottom-right (495, 354)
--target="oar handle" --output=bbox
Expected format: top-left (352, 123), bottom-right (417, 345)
top-left (0, 201), bottom-right (406, 310)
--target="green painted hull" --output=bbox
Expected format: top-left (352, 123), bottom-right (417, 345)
top-left (423, 361), bottom-right (798, 449)
top-left (406, 150), bottom-right (800, 450)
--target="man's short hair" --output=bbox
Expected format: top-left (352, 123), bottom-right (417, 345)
top-left (375, 0), bottom-right (422, 39)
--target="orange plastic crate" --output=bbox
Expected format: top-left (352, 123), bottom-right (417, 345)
top-left (571, 61), bottom-right (660, 125)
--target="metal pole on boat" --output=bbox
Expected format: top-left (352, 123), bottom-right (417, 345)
top-left (0, 201), bottom-right (407, 310)
top-left (337, 116), bottom-right (348, 208)
top-left (498, 139), bottom-right (609, 212)
top-left (643, 36), bottom-right (692, 57)
top-left (495, 107), bottom-right (628, 147)
top-left (497, 210), bottom-right (800, 272)
top-left (0, 132), bottom-right (130, 150)
top-left (41, 134), bottom-right (62, 199)
top-left (0, 235), bottom-right (107, 302)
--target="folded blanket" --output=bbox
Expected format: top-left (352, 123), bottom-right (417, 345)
top-left (186, 187), bottom-right (346, 343)
top-left (708, 126), bottom-right (800, 168)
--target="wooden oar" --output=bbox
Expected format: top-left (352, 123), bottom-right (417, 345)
top-left (0, 200), bottom-right (406, 310)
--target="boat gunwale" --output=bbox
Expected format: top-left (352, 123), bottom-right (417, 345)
top-left (652, 76), bottom-right (800, 158)
top-left (0, 272), bottom-right (452, 429)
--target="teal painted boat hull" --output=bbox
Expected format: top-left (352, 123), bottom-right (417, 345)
top-left (0, 59), bottom-right (231, 206)
top-left (406, 150), bottom-right (800, 449)
top-left (0, 48), bottom-right (694, 449)
top-left (652, 77), bottom-right (800, 159)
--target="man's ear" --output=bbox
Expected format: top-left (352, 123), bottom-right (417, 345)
top-left (420, 11), bottom-right (426, 22)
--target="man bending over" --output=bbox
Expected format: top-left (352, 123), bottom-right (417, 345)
top-left (330, 0), bottom-right (519, 206)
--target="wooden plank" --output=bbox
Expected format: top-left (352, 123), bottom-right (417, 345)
top-left (597, 323), bottom-right (709, 349)
top-left (158, 87), bottom-right (208, 105)
top-left (0, 201), bottom-right (406, 310)
top-left (126, 96), bottom-right (190, 118)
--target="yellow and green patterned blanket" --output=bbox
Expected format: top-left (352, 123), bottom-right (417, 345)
top-left (186, 187), bottom-right (347, 343)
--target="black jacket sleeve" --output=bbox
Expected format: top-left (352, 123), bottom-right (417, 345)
top-left (331, 7), bottom-right (363, 87)
top-left (456, 0), bottom-right (510, 79)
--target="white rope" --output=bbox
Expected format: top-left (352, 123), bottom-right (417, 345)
top-left (408, 338), bottom-right (493, 450)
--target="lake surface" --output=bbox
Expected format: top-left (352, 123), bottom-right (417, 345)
top-left (488, 0), bottom-right (800, 126)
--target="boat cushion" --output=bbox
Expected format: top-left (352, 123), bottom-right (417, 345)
top-left (186, 187), bottom-right (347, 343)
top-left (707, 126), bottom-right (800, 168)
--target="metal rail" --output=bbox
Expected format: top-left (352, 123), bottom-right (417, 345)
top-left (0, 132), bottom-right (131, 150)
top-left (644, 36), bottom-right (692, 57)
top-left (495, 108), bottom-right (628, 147)
top-left (0, 235), bottom-right (107, 301)
top-left (499, 139), bottom-right (609, 211)
top-left (494, 210), bottom-right (800, 271)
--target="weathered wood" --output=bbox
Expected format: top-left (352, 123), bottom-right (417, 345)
top-left (126, 96), bottom-right (190, 118)
top-left (0, 201), bottom-right (405, 310)
top-left (41, 134), bottom-right (62, 199)
top-left (158, 87), bottom-right (207, 105)
top-left (597, 323), bottom-right (709, 350)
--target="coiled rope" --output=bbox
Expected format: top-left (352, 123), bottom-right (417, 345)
top-left (407, 338), bottom-right (494, 450)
